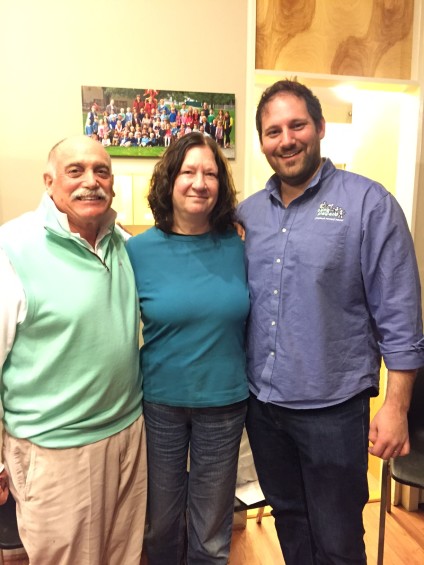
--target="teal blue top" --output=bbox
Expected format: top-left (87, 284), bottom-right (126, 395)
top-left (0, 194), bottom-right (142, 447)
top-left (126, 227), bottom-right (250, 407)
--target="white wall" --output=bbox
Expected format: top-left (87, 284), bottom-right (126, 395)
top-left (0, 0), bottom-right (249, 224)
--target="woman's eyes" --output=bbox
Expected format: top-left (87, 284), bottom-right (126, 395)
top-left (180, 170), bottom-right (217, 178)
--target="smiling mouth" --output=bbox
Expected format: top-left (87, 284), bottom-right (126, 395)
top-left (281, 149), bottom-right (302, 158)
top-left (75, 195), bottom-right (105, 201)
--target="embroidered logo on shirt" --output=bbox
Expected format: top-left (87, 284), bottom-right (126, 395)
top-left (315, 201), bottom-right (346, 221)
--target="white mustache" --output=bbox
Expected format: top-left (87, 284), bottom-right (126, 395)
top-left (71, 188), bottom-right (108, 201)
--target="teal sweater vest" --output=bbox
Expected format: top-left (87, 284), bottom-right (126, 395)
top-left (0, 196), bottom-right (142, 447)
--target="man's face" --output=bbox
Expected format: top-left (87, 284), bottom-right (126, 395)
top-left (44, 137), bottom-right (115, 234)
top-left (260, 93), bottom-right (325, 189)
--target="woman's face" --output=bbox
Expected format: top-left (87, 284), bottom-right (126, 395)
top-left (172, 145), bottom-right (219, 230)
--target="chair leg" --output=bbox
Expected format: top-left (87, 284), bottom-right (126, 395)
top-left (386, 459), bottom-right (392, 514)
top-left (0, 549), bottom-right (4, 565)
top-left (256, 506), bottom-right (265, 524)
top-left (377, 459), bottom-right (390, 565)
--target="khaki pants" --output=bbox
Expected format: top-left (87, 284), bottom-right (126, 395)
top-left (3, 415), bottom-right (147, 565)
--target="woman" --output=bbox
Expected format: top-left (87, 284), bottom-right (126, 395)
top-left (126, 132), bottom-right (249, 565)
top-left (223, 110), bottom-right (233, 148)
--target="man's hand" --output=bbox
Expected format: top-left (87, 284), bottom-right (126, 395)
top-left (368, 369), bottom-right (416, 460)
top-left (234, 222), bottom-right (245, 241)
top-left (368, 403), bottom-right (410, 460)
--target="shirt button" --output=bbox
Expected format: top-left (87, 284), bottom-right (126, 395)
top-left (281, 228), bottom-right (287, 233)
top-left (276, 258), bottom-right (281, 263)
top-left (271, 321), bottom-right (276, 326)
top-left (273, 289), bottom-right (278, 295)
top-left (270, 351), bottom-right (275, 356)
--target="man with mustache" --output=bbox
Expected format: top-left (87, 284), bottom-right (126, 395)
top-left (237, 80), bottom-right (424, 564)
top-left (0, 136), bottom-right (146, 565)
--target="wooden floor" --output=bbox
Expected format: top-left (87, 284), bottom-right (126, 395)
top-left (229, 502), bottom-right (424, 565)
top-left (2, 502), bottom-right (423, 564)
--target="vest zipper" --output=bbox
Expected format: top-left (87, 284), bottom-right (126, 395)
top-left (89, 250), bottom-right (110, 272)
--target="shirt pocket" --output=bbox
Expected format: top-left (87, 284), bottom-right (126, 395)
top-left (294, 222), bottom-right (349, 270)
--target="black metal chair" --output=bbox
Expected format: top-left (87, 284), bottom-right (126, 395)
top-left (0, 492), bottom-right (23, 564)
top-left (377, 367), bottom-right (424, 565)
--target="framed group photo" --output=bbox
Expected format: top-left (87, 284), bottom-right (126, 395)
top-left (81, 86), bottom-right (236, 159)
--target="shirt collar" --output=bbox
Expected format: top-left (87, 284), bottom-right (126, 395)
top-left (265, 158), bottom-right (336, 204)
top-left (39, 192), bottom-right (117, 250)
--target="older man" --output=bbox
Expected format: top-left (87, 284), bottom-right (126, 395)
top-left (0, 136), bottom-right (146, 565)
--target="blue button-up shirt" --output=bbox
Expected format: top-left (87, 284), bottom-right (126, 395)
top-left (237, 159), bottom-right (424, 409)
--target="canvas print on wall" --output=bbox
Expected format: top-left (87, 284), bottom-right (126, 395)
top-left (81, 86), bottom-right (236, 159)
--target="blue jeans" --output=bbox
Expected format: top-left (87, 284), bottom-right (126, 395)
top-left (246, 392), bottom-right (370, 565)
top-left (143, 400), bottom-right (247, 565)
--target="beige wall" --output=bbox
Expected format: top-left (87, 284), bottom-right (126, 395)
top-left (0, 0), bottom-right (249, 224)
